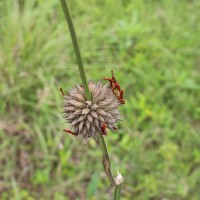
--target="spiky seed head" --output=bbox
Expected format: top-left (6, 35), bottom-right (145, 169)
top-left (62, 81), bottom-right (121, 143)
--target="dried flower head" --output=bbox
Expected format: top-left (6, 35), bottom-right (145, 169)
top-left (62, 81), bottom-right (122, 142)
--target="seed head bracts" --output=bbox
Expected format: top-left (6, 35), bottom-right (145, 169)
top-left (62, 81), bottom-right (122, 142)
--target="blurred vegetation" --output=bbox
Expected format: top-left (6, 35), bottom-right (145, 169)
top-left (0, 0), bottom-right (200, 199)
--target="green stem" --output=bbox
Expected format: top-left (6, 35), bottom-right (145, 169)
top-left (98, 133), bottom-right (122, 200)
top-left (98, 133), bottom-right (116, 187)
top-left (60, 0), bottom-right (91, 100)
top-left (114, 184), bottom-right (122, 200)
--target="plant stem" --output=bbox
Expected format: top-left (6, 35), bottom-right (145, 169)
top-left (114, 184), bottom-right (122, 200)
top-left (60, 1), bottom-right (122, 199)
top-left (98, 132), bottom-right (116, 187)
top-left (60, 0), bottom-right (91, 100)
top-left (98, 133), bottom-right (122, 199)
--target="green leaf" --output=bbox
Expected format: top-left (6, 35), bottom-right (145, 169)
top-left (86, 172), bottom-right (99, 199)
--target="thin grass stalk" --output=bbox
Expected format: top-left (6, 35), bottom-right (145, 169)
top-left (98, 132), bottom-right (122, 199)
top-left (98, 132), bottom-right (116, 187)
top-left (114, 184), bottom-right (122, 200)
top-left (60, 0), bottom-right (91, 100)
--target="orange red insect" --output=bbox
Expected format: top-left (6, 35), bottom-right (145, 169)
top-left (104, 70), bottom-right (125, 104)
top-left (63, 129), bottom-right (78, 136)
top-left (101, 123), bottom-right (108, 135)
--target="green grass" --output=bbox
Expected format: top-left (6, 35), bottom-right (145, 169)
top-left (1, 0), bottom-right (200, 199)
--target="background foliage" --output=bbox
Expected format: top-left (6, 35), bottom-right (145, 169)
top-left (0, 0), bottom-right (200, 199)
